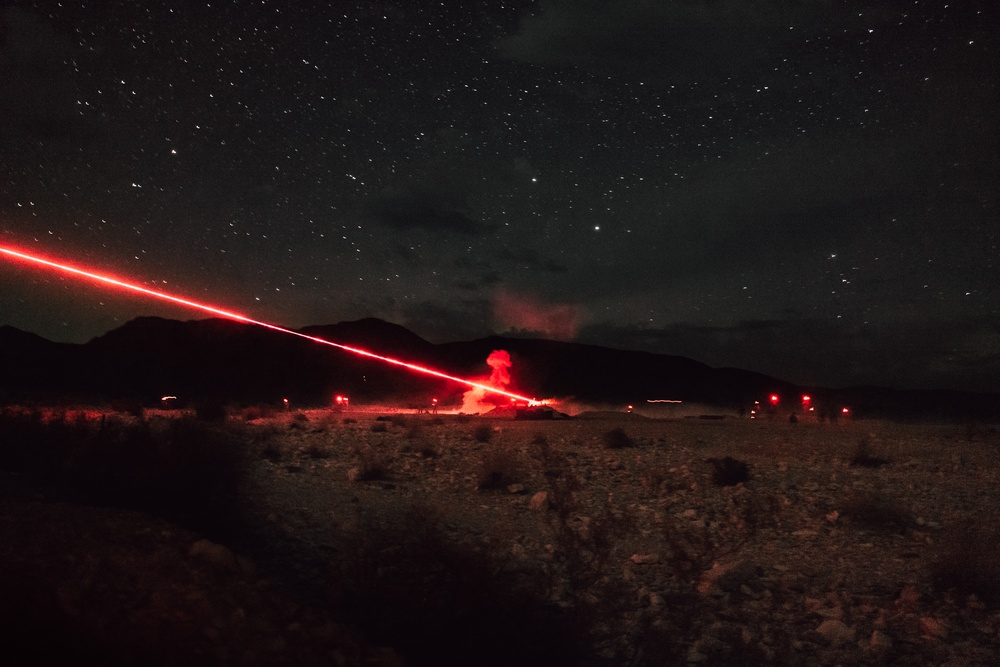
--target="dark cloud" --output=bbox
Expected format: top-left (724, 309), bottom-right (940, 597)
top-left (364, 187), bottom-right (490, 236)
top-left (495, 0), bottom-right (874, 83)
top-left (400, 298), bottom-right (493, 343)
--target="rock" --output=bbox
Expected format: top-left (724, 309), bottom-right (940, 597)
top-left (189, 539), bottom-right (253, 575)
top-left (685, 648), bottom-right (708, 663)
top-left (529, 490), bottom-right (549, 511)
top-left (699, 559), bottom-right (758, 594)
top-left (506, 483), bottom-right (525, 494)
top-left (919, 616), bottom-right (948, 640)
top-left (868, 629), bottom-right (893, 655)
top-left (815, 619), bottom-right (855, 646)
top-left (630, 553), bottom-right (659, 565)
top-left (896, 584), bottom-right (921, 609)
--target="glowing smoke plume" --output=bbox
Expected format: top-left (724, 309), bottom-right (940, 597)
top-left (0, 244), bottom-right (538, 404)
top-left (461, 350), bottom-right (517, 414)
top-left (488, 349), bottom-right (512, 388)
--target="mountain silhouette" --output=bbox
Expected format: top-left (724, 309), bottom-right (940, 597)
top-left (0, 317), bottom-right (996, 421)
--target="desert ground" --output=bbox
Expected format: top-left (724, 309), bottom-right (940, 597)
top-left (2, 406), bottom-right (999, 666)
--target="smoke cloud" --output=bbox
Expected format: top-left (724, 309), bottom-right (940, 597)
top-left (461, 349), bottom-right (515, 414)
top-left (494, 290), bottom-right (583, 340)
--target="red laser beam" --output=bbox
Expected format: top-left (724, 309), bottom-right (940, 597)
top-left (0, 245), bottom-right (538, 404)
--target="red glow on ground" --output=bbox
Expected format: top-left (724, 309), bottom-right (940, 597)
top-left (0, 245), bottom-right (538, 404)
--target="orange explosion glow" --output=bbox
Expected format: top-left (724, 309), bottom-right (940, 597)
top-left (0, 245), bottom-right (538, 404)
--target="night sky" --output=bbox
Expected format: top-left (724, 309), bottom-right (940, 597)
top-left (1, 1), bottom-right (997, 393)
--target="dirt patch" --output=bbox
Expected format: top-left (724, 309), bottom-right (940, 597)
top-left (4, 410), bottom-right (1000, 665)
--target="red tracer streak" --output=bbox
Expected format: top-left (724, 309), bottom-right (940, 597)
top-left (0, 245), bottom-right (537, 403)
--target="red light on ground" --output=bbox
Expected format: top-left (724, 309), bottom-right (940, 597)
top-left (801, 394), bottom-right (811, 404)
top-left (841, 407), bottom-right (850, 414)
top-left (770, 394), bottom-right (780, 404)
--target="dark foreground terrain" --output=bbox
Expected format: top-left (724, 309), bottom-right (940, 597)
top-left (2, 407), bottom-right (999, 666)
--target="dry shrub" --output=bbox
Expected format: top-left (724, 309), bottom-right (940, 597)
top-left (261, 439), bottom-right (285, 462)
top-left (402, 423), bottom-right (439, 458)
top-left (476, 445), bottom-right (522, 490)
top-left (707, 456), bottom-right (750, 487)
top-left (840, 491), bottom-right (911, 531)
top-left (195, 400), bottom-right (227, 422)
top-left (350, 444), bottom-right (392, 482)
top-left (338, 504), bottom-right (580, 666)
top-left (370, 421), bottom-right (388, 433)
top-left (0, 412), bottom-right (250, 537)
top-left (849, 434), bottom-right (890, 468)
top-left (303, 442), bottom-right (333, 459)
top-left (472, 424), bottom-right (494, 443)
top-left (602, 427), bottom-right (635, 449)
top-left (241, 404), bottom-right (276, 421)
top-left (110, 398), bottom-right (145, 418)
top-left (931, 518), bottom-right (1000, 604)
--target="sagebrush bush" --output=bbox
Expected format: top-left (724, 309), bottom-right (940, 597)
top-left (602, 427), bottom-right (635, 449)
top-left (339, 504), bottom-right (581, 667)
top-left (402, 424), bottom-right (439, 458)
top-left (303, 442), bottom-right (332, 459)
top-left (472, 424), bottom-right (494, 443)
top-left (350, 444), bottom-right (392, 482)
top-left (840, 491), bottom-right (911, 531)
top-left (931, 519), bottom-right (1000, 604)
top-left (849, 435), bottom-right (890, 468)
top-left (707, 456), bottom-right (751, 487)
top-left (476, 445), bottom-right (521, 490)
top-left (0, 410), bottom-right (251, 537)
top-left (195, 400), bottom-right (228, 422)
top-left (241, 403), bottom-right (277, 421)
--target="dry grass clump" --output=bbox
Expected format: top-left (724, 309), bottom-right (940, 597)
top-left (707, 456), bottom-right (751, 487)
top-left (401, 422), bottom-right (439, 458)
top-left (241, 404), bottom-right (277, 421)
top-left (260, 439), bottom-right (286, 462)
top-left (602, 427), bottom-right (636, 449)
top-left (303, 441), bottom-right (333, 459)
top-left (840, 491), bottom-right (912, 531)
top-left (476, 445), bottom-right (522, 490)
top-left (931, 518), bottom-right (1000, 604)
top-left (349, 444), bottom-right (393, 482)
top-left (338, 504), bottom-right (581, 667)
top-left (194, 400), bottom-right (228, 422)
top-left (472, 424), bottom-right (494, 443)
top-left (849, 434), bottom-right (891, 468)
top-left (289, 411), bottom-right (309, 426)
top-left (0, 408), bottom-right (251, 537)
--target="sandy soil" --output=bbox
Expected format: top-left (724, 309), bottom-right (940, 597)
top-left (3, 411), bottom-right (1000, 665)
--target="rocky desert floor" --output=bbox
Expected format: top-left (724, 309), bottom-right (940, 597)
top-left (3, 408), bottom-right (1000, 666)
